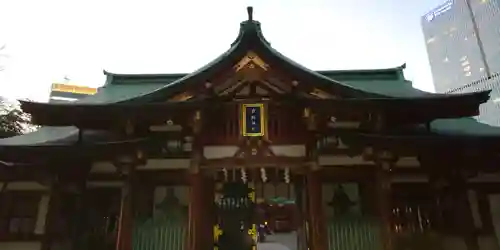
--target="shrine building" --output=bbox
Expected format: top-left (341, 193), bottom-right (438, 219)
top-left (1, 7), bottom-right (500, 250)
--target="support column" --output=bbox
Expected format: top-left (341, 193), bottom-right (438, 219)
top-left (188, 171), bottom-right (207, 250)
top-left (188, 108), bottom-right (206, 250)
top-left (476, 189), bottom-right (500, 250)
top-left (449, 170), bottom-right (479, 250)
top-left (374, 162), bottom-right (393, 250)
top-left (203, 176), bottom-right (215, 250)
top-left (428, 174), bottom-right (446, 242)
top-left (41, 181), bottom-right (61, 250)
top-left (71, 181), bottom-right (88, 250)
top-left (306, 170), bottom-right (327, 250)
top-left (295, 177), bottom-right (308, 250)
top-left (115, 164), bottom-right (135, 250)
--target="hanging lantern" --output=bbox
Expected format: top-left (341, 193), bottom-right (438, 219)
top-left (222, 168), bottom-right (228, 182)
top-left (241, 168), bottom-right (247, 183)
top-left (284, 168), bottom-right (290, 184)
top-left (260, 168), bottom-right (267, 182)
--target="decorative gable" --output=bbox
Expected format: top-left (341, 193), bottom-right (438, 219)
top-left (233, 51), bottom-right (270, 72)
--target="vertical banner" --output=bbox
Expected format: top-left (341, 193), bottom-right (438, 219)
top-left (241, 103), bottom-right (265, 137)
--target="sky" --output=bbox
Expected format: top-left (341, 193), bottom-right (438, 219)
top-left (0, 0), bottom-right (445, 102)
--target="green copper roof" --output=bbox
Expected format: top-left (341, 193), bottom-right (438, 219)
top-left (0, 127), bottom-right (78, 146)
top-left (0, 7), bottom-right (499, 148)
top-left (430, 117), bottom-right (500, 136)
top-left (96, 16), bottom-right (441, 103)
top-left (98, 69), bottom-right (425, 102)
top-left (77, 83), bottom-right (167, 104)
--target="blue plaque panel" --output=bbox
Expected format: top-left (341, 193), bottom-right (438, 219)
top-left (241, 104), bottom-right (265, 137)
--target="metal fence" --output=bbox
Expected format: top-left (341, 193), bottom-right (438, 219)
top-left (326, 217), bottom-right (382, 250)
top-left (132, 217), bottom-right (187, 250)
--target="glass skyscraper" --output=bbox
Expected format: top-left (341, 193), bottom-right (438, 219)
top-left (422, 0), bottom-right (500, 125)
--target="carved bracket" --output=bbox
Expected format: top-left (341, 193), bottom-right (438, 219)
top-left (233, 137), bottom-right (275, 160)
top-left (364, 147), bottom-right (399, 172)
top-left (113, 151), bottom-right (143, 177)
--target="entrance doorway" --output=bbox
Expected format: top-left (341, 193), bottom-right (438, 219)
top-left (214, 182), bottom-right (256, 250)
top-left (254, 182), bottom-right (300, 250)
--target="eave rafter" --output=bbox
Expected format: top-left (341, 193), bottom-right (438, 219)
top-left (168, 47), bottom-right (336, 101)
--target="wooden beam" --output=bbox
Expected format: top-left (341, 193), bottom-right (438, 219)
top-left (201, 156), bottom-right (307, 169)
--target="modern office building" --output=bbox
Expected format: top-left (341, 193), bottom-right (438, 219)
top-left (422, 0), bottom-right (500, 125)
top-left (49, 83), bottom-right (97, 103)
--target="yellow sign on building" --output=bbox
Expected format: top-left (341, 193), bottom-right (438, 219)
top-left (51, 83), bottom-right (97, 95)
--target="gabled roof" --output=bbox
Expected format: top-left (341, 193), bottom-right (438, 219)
top-left (97, 7), bottom-right (445, 103)
top-left (99, 65), bottom-right (429, 102)
top-left (0, 7), bottom-right (499, 150)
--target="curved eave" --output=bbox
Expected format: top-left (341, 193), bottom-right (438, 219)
top-left (20, 90), bottom-right (489, 127)
top-left (103, 70), bottom-right (187, 80)
top-left (308, 90), bottom-right (489, 106)
top-left (309, 90), bottom-right (489, 121)
top-left (0, 137), bottom-right (151, 163)
top-left (20, 100), bottom-right (201, 128)
top-left (315, 66), bottom-right (403, 77)
top-left (340, 131), bottom-right (500, 152)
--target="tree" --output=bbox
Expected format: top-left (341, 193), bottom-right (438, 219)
top-left (0, 45), bottom-right (33, 138)
top-left (0, 44), bottom-right (6, 72)
top-left (0, 98), bottom-right (34, 138)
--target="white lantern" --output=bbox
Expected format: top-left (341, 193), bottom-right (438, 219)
top-left (284, 168), bottom-right (290, 183)
top-left (241, 168), bottom-right (247, 183)
top-left (260, 168), bottom-right (267, 183)
top-left (222, 168), bottom-right (228, 182)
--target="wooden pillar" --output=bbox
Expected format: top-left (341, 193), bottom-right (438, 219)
top-left (476, 188), bottom-right (500, 250)
top-left (188, 171), bottom-right (206, 250)
top-left (188, 108), bottom-right (206, 250)
top-left (41, 181), bottom-right (61, 250)
top-left (115, 164), bottom-right (135, 250)
top-left (71, 181), bottom-right (88, 250)
top-left (428, 174), bottom-right (446, 237)
top-left (295, 177), bottom-right (308, 250)
top-left (374, 162), bottom-right (393, 250)
top-left (306, 170), bottom-right (327, 250)
top-left (449, 170), bottom-right (479, 250)
top-left (202, 175), bottom-right (215, 250)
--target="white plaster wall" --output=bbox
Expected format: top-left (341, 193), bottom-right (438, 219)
top-left (91, 159), bottom-right (190, 172)
top-left (0, 181), bottom-right (47, 191)
top-left (203, 145), bottom-right (306, 159)
top-left (318, 156), bottom-right (419, 167)
top-left (490, 194), bottom-right (500, 247)
top-left (0, 242), bottom-right (41, 250)
top-left (0, 182), bottom-right (51, 250)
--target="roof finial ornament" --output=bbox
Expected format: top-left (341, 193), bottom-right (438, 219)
top-left (247, 6), bottom-right (253, 21)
